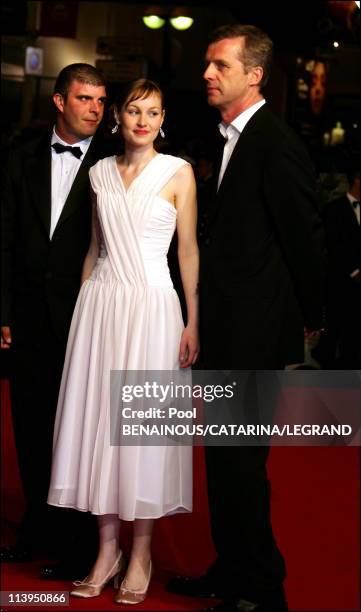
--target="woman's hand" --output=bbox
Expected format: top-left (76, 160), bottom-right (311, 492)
top-left (179, 324), bottom-right (199, 368)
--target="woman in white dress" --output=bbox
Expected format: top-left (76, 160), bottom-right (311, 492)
top-left (47, 79), bottom-right (199, 604)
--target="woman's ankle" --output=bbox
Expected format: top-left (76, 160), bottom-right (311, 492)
top-left (92, 549), bottom-right (121, 572)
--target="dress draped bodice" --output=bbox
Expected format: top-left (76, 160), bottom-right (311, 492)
top-left (89, 154), bottom-right (186, 288)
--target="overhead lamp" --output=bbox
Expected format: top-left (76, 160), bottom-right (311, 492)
top-left (169, 6), bottom-right (193, 30)
top-left (142, 15), bottom-right (166, 29)
top-left (169, 16), bottom-right (193, 30)
top-left (143, 6), bottom-right (194, 30)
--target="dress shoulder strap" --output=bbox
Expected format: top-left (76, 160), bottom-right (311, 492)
top-left (89, 156), bottom-right (116, 193)
top-left (134, 154), bottom-right (189, 196)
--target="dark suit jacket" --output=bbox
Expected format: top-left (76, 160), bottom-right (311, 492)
top-left (200, 104), bottom-right (325, 368)
top-left (1, 130), bottom-right (115, 347)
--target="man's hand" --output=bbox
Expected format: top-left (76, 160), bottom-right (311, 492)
top-left (1, 326), bottom-right (12, 349)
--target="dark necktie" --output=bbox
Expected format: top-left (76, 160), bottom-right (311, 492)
top-left (352, 200), bottom-right (359, 210)
top-left (52, 142), bottom-right (83, 159)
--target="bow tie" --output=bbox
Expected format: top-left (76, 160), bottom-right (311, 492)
top-left (52, 142), bottom-right (83, 159)
top-left (352, 200), bottom-right (359, 209)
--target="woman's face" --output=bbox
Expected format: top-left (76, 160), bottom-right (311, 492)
top-left (309, 62), bottom-right (327, 115)
top-left (120, 92), bottom-right (164, 148)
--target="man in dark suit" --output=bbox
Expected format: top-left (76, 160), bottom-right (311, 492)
top-left (322, 162), bottom-right (360, 367)
top-left (1, 63), bottom-right (110, 576)
top-left (168, 25), bottom-right (324, 611)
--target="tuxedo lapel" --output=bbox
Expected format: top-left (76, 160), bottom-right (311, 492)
top-left (52, 139), bottom-right (100, 236)
top-left (24, 133), bottom-right (52, 237)
top-left (343, 197), bottom-right (360, 232)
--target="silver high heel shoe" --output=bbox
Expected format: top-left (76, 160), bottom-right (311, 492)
top-left (114, 559), bottom-right (152, 605)
top-left (70, 551), bottom-right (126, 598)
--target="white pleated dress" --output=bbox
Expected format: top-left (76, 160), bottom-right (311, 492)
top-left (47, 154), bottom-right (192, 520)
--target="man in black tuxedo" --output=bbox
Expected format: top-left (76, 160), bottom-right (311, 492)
top-left (168, 25), bottom-right (324, 612)
top-left (322, 163), bottom-right (360, 367)
top-left (0, 63), bottom-right (112, 576)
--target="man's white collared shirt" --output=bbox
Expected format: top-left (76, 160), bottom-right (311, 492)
top-left (50, 128), bottom-right (92, 239)
top-left (217, 99), bottom-right (266, 190)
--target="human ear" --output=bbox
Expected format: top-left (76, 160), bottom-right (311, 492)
top-left (249, 66), bottom-right (263, 86)
top-left (53, 93), bottom-right (65, 113)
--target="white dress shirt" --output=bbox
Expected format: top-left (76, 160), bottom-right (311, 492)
top-left (217, 98), bottom-right (266, 190)
top-left (50, 128), bottom-right (92, 239)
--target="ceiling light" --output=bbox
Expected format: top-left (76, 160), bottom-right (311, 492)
top-left (169, 16), bottom-right (194, 30)
top-left (143, 15), bottom-right (165, 29)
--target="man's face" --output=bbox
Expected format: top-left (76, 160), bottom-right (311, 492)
top-left (203, 37), bottom-right (257, 118)
top-left (53, 80), bottom-right (106, 143)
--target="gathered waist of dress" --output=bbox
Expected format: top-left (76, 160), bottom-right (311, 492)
top-left (142, 257), bottom-right (173, 287)
top-left (89, 254), bottom-right (174, 289)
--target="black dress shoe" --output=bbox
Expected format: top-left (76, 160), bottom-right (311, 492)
top-left (251, 603), bottom-right (288, 612)
top-left (0, 545), bottom-right (32, 563)
top-left (39, 562), bottom-right (90, 581)
top-left (204, 600), bottom-right (288, 612)
top-left (167, 574), bottom-right (223, 599)
top-left (205, 595), bottom-right (288, 612)
top-left (203, 603), bottom-right (245, 612)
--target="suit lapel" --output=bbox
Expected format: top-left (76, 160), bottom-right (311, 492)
top-left (52, 138), bottom-right (100, 236)
top-left (213, 130), bottom-right (225, 182)
top-left (207, 132), bottom-right (247, 226)
top-left (25, 133), bottom-right (52, 237)
top-left (206, 132), bottom-right (226, 222)
top-left (208, 105), bottom-right (266, 226)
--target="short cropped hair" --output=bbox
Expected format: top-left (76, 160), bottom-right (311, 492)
top-left (208, 24), bottom-right (273, 89)
top-left (53, 63), bottom-right (106, 98)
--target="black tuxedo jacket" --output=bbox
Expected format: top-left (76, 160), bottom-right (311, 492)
top-left (200, 104), bottom-right (325, 368)
top-left (1, 130), bottom-right (115, 346)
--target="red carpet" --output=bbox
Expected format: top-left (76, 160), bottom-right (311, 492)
top-left (1, 379), bottom-right (359, 611)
